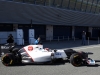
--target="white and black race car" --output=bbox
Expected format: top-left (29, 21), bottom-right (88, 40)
top-left (0, 43), bottom-right (95, 67)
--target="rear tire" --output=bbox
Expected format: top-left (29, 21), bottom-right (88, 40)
top-left (70, 53), bottom-right (82, 67)
top-left (1, 53), bottom-right (15, 66)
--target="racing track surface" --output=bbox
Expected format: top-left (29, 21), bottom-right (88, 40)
top-left (0, 41), bottom-right (100, 75)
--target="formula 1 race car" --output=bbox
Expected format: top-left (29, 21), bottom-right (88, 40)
top-left (0, 43), bottom-right (96, 67)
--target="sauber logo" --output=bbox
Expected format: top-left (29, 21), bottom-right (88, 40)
top-left (1, 46), bottom-right (10, 49)
top-left (28, 46), bottom-right (33, 51)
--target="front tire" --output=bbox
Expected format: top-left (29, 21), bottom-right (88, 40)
top-left (70, 53), bottom-right (82, 67)
top-left (1, 53), bottom-right (15, 66)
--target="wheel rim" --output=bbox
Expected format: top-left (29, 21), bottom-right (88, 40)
top-left (73, 56), bottom-right (82, 66)
top-left (2, 56), bottom-right (12, 65)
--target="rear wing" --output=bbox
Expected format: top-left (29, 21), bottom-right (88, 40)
top-left (0, 43), bottom-right (15, 56)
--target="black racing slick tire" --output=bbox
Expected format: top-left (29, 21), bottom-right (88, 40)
top-left (1, 53), bottom-right (15, 66)
top-left (70, 53), bottom-right (82, 67)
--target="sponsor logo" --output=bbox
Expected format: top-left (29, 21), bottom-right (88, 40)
top-left (28, 46), bottom-right (33, 51)
top-left (55, 53), bottom-right (61, 55)
top-left (1, 46), bottom-right (10, 49)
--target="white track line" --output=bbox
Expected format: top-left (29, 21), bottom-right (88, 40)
top-left (73, 45), bottom-right (100, 50)
top-left (59, 44), bottom-right (100, 51)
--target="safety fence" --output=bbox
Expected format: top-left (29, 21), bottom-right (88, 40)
top-left (0, 36), bottom-right (100, 44)
top-left (0, 36), bottom-right (80, 44)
